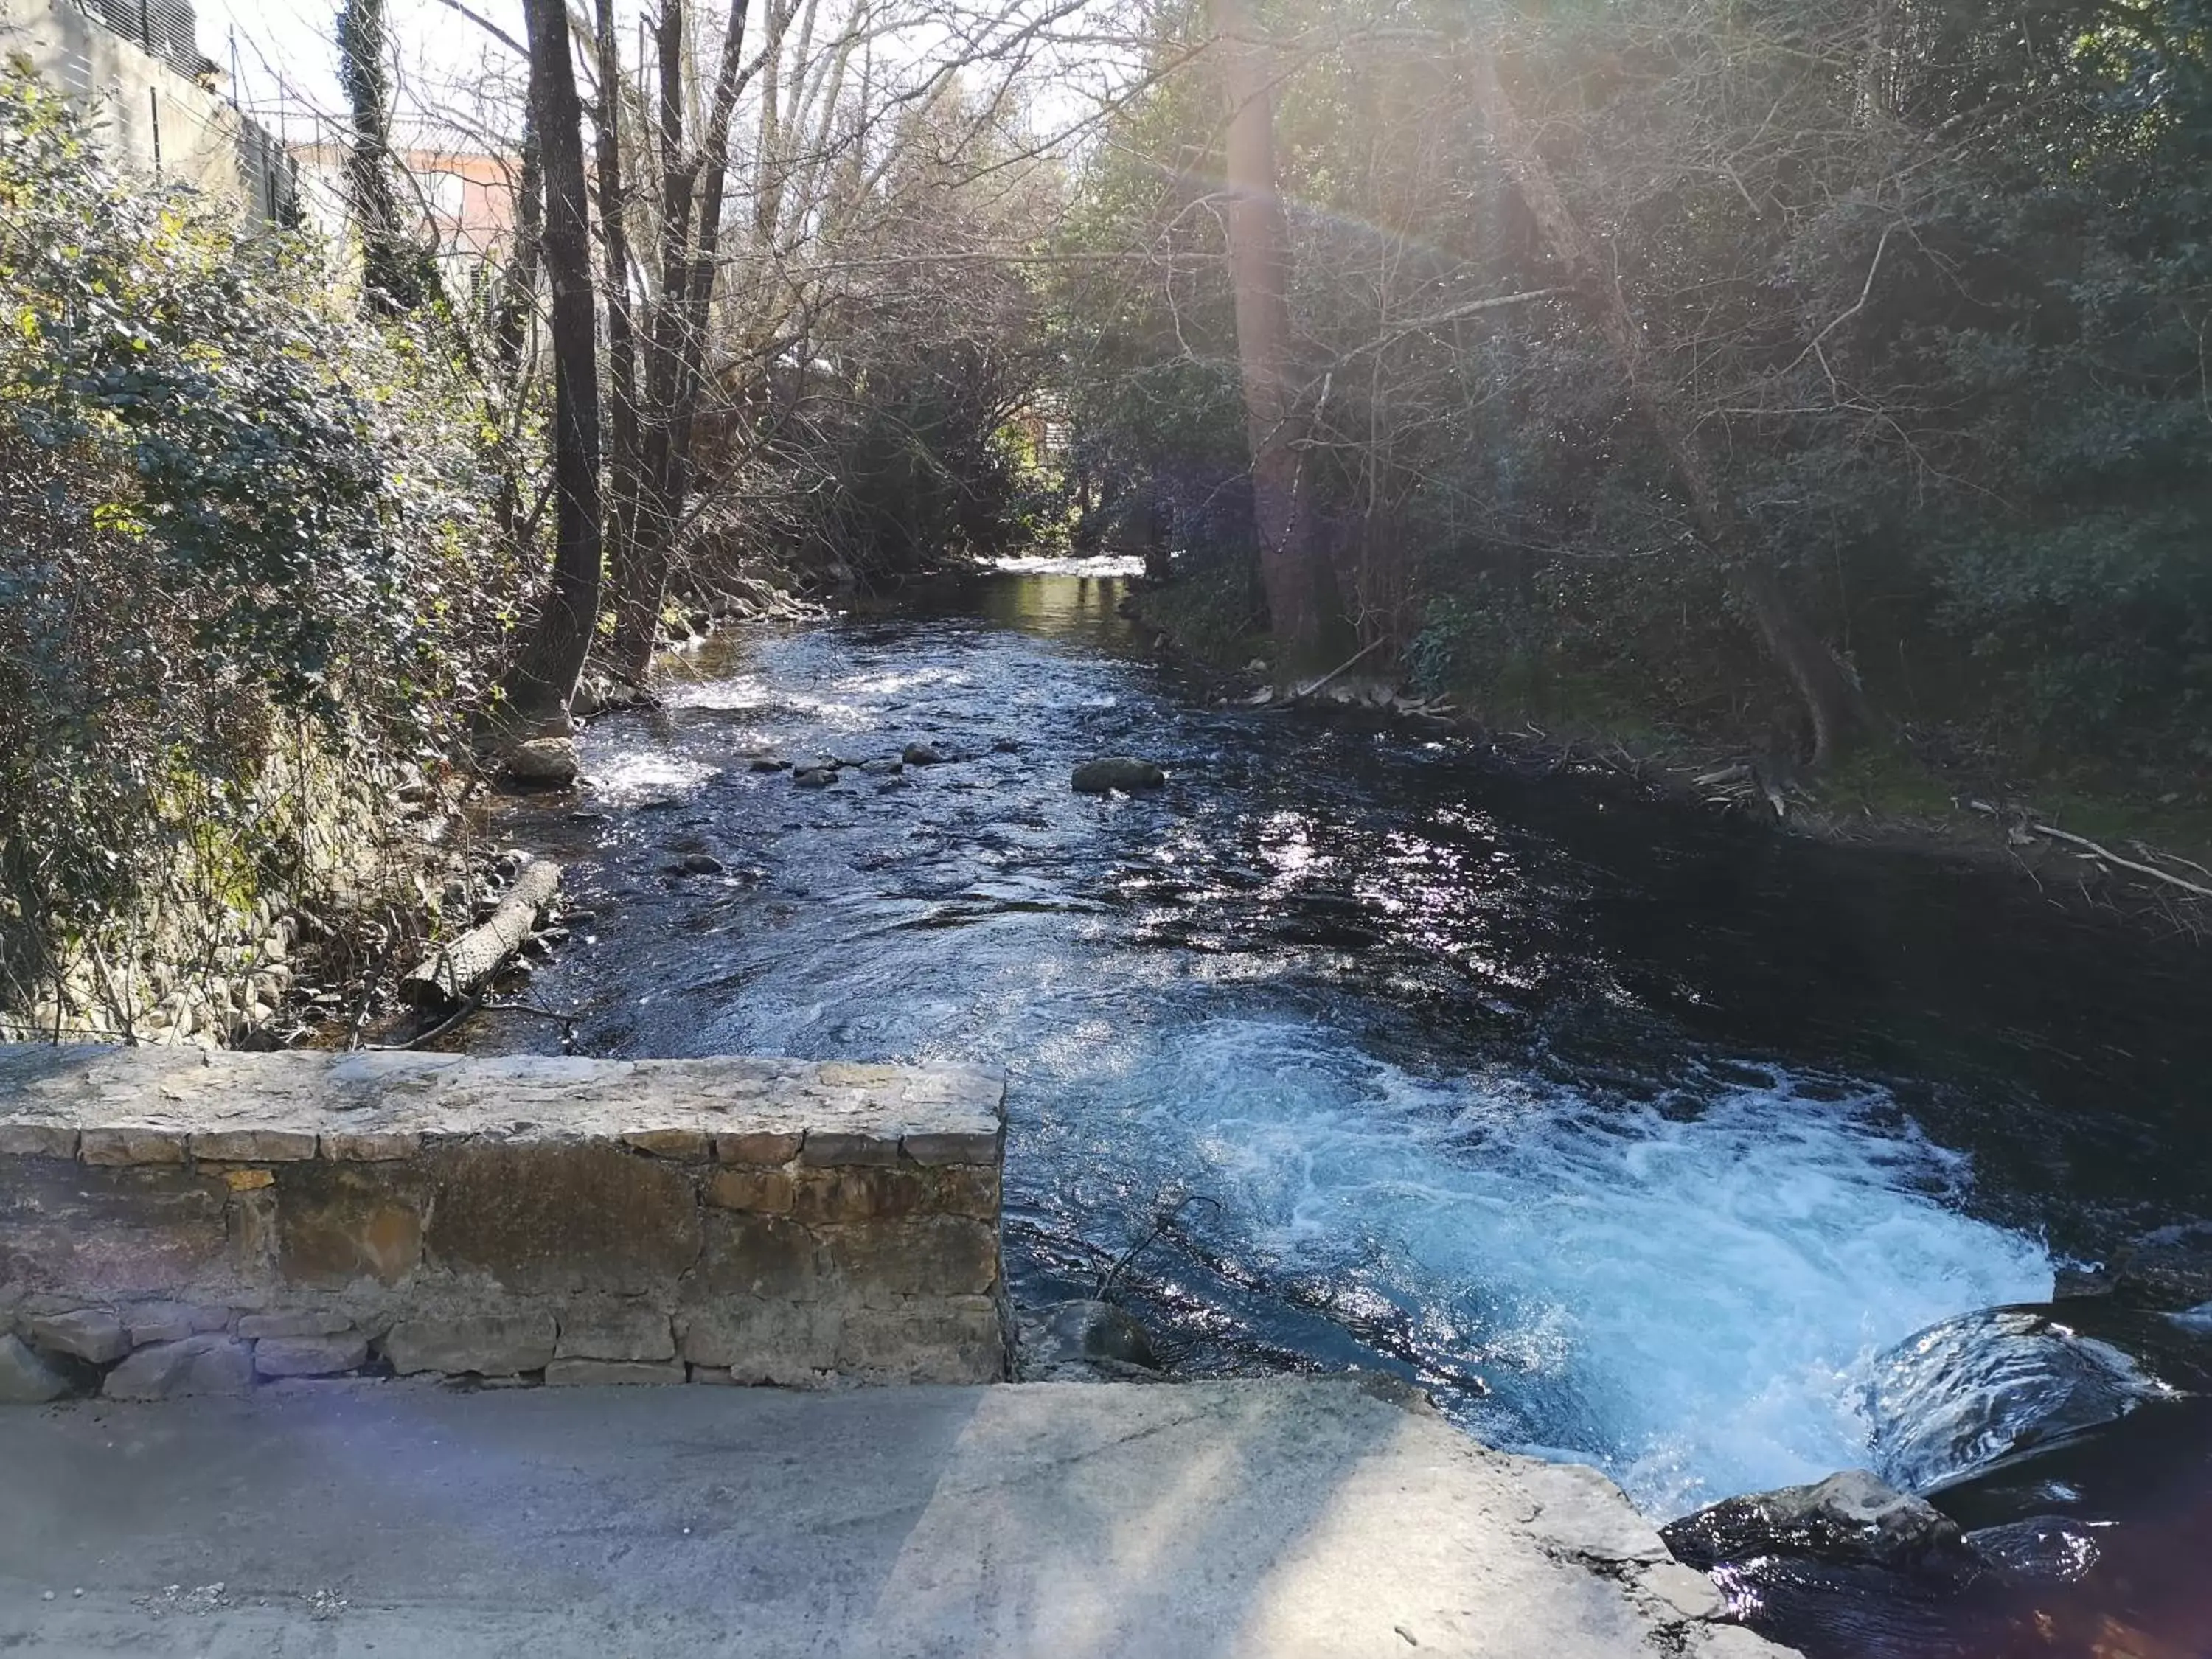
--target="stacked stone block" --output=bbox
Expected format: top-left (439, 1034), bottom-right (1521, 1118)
top-left (0, 1048), bottom-right (1007, 1401)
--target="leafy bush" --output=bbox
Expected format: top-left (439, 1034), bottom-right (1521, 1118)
top-left (0, 66), bottom-right (509, 1008)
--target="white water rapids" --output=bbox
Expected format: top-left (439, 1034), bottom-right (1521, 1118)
top-left (1018, 1013), bottom-right (2052, 1518)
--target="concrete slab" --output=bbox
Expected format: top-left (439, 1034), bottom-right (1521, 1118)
top-left (0, 1377), bottom-right (1787, 1658)
top-left (0, 1046), bottom-right (1005, 1161)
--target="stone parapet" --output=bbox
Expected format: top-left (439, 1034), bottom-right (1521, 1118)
top-left (0, 1048), bottom-right (1006, 1400)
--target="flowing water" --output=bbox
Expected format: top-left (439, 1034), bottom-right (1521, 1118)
top-left (476, 566), bottom-right (2212, 1536)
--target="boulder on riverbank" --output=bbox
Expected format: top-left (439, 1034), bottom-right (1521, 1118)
top-left (1071, 757), bottom-right (1166, 793)
top-left (500, 737), bottom-right (580, 790)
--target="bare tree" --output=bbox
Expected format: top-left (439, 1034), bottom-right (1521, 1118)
top-left (603, 0), bottom-right (756, 680)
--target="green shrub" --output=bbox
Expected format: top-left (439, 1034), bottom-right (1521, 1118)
top-left (0, 66), bottom-right (508, 1006)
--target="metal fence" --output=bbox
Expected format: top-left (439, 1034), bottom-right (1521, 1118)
top-left (236, 119), bottom-right (301, 229)
top-left (84, 0), bottom-right (209, 79)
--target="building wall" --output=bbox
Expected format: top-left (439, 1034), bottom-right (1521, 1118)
top-left (290, 144), bottom-right (522, 271)
top-left (0, 0), bottom-right (293, 222)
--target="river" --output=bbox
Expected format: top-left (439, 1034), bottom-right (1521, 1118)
top-left (474, 563), bottom-right (2212, 1642)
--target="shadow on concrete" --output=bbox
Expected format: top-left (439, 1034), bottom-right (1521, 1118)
top-left (0, 1377), bottom-right (1734, 1658)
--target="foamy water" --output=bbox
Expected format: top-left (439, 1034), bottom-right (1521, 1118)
top-left (989, 553), bottom-right (1148, 577)
top-left (1022, 1016), bottom-right (2053, 1517)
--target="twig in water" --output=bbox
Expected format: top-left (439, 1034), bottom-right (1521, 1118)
top-left (367, 995), bottom-right (584, 1053)
top-left (1096, 1194), bottom-right (1222, 1303)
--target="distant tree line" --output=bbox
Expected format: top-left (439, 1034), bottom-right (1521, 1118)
top-left (1051, 0), bottom-right (2212, 780)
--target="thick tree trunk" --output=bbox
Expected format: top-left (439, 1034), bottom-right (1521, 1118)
top-left (496, 0), bottom-right (602, 736)
top-left (1212, 0), bottom-right (1338, 681)
top-left (1469, 52), bottom-right (1870, 765)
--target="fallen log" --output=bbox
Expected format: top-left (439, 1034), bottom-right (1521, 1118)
top-left (2028, 824), bottom-right (2212, 902)
top-left (1288, 637), bottom-right (1385, 704)
top-left (400, 859), bottom-right (561, 1006)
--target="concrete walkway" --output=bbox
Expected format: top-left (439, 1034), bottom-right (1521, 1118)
top-left (0, 1377), bottom-right (1788, 1658)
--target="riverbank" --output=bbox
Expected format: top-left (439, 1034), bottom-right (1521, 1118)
top-left (1121, 583), bottom-right (2212, 936)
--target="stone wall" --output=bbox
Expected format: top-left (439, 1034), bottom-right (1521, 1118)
top-left (0, 1048), bottom-right (1007, 1401)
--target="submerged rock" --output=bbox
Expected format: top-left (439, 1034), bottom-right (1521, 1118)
top-left (1963, 1515), bottom-right (2104, 1584)
top-left (2051, 1265), bottom-right (2115, 1300)
top-left (1866, 1304), bottom-right (2185, 1492)
top-left (1662, 1470), bottom-right (1972, 1575)
top-left (1071, 757), bottom-right (1166, 793)
top-left (667, 854), bottom-right (726, 877)
top-left (902, 742), bottom-right (947, 766)
top-left (792, 766), bottom-right (838, 790)
top-left (1017, 1300), bottom-right (1163, 1382)
top-left (2112, 1222), bottom-right (2212, 1312)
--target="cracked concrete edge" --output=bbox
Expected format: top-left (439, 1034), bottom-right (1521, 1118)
top-left (1318, 1373), bottom-right (1795, 1658)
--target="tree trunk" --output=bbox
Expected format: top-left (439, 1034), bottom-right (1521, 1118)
top-left (335, 0), bottom-right (429, 314)
top-left (496, 0), bottom-right (602, 736)
top-left (1212, 0), bottom-right (1338, 681)
top-left (487, 114), bottom-right (540, 557)
top-left (594, 0), bottom-right (646, 684)
top-left (1468, 51), bottom-right (1870, 765)
top-left (608, 0), bottom-right (754, 681)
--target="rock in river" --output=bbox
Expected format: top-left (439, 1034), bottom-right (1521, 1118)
top-left (793, 766), bottom-right (838, 789)
top-left (1662, 1470), bottom-right (1972, 1575)
top-left (500, 737), bottom-right (579, 789)
top-left (1865, 1302), bottom-right (2190, 1493)
top-left (1017, 1301), bottom-right (1163, 1382)
top-left (1071, 756), bottom-right (1166, 793)
top-left (902, 741), bottom-right (947, 765)
top-left (2111, 1222), bottom-right (2212, 1312)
